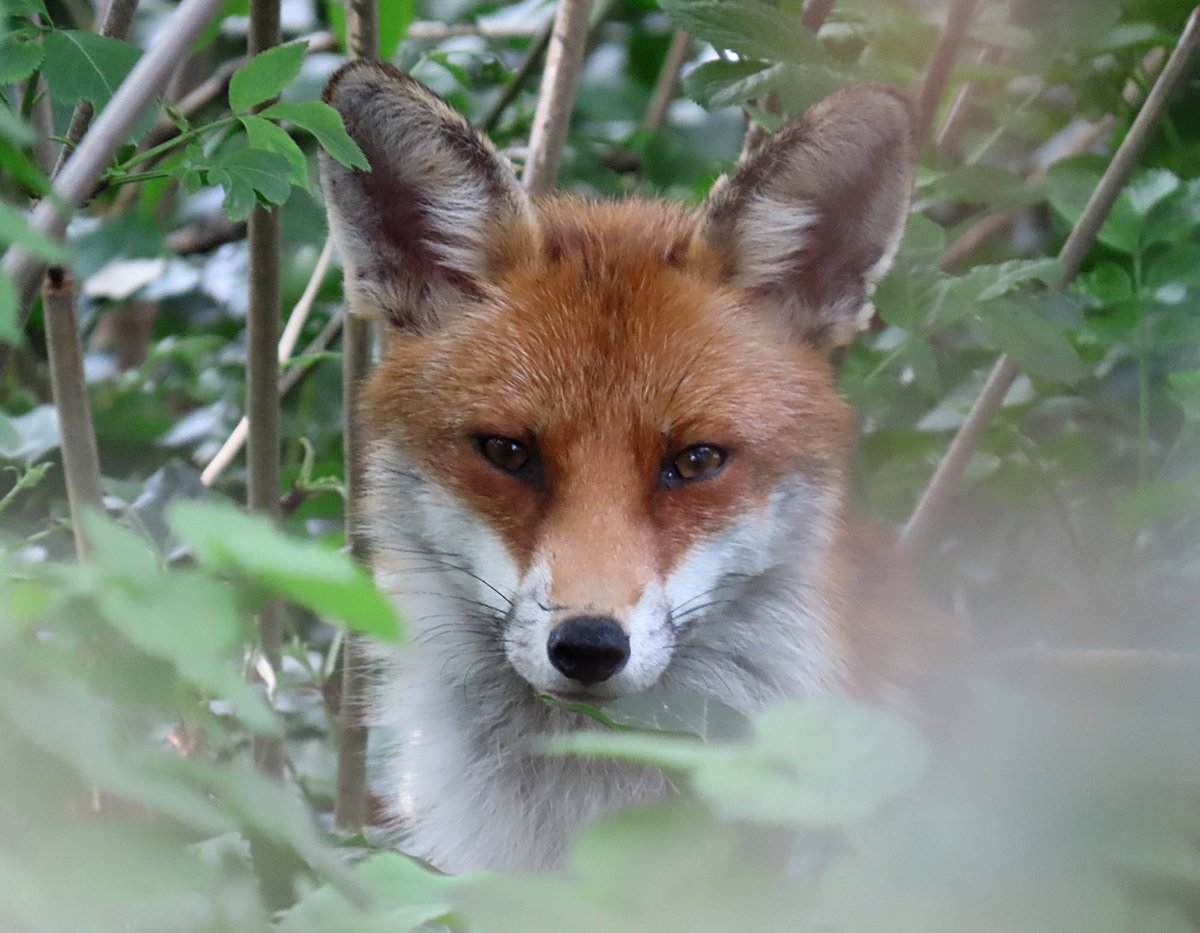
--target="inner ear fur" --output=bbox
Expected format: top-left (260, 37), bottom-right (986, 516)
top-left (319, 61), bottom-right (535, 332)
top-left (699, 84), bottom-right (917, 349)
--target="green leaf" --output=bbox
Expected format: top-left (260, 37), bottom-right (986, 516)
top-left (1125, 168), bottom-right (1179, 217)
top-left (1046, 157), bottom-right (1141, 255)
top-left (280, 853), bottom-right (461, 933)
top-left (214, 147), bottom-right (294, 221)
top-left (0, 201), bottom-right (66, 262)
top-left (661, 0), bottom-right (830, 64)
top-left (1077, 262), bottom-right (1133, 305)
top-left (41, 30), bottom-right (140, 109)
top-left (977, 299), bottom-right (1086, 383)
top-left (228, 40), bottom-right (307, 113)
top-left (1167, 370), bottom-right (1200, 423)
top-left (167, 500), bottom-right (403, 641)
top-left (0, 30), bottom-right (45, 85)
top-left (681, 58), bottom-right (772, 109)
top-left (261, 100), bottom-right (368, 171)
top-left (240, 115), bottom-right (308, 187)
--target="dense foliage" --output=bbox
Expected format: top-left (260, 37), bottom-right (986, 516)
top-left (2, 0), bottom-right (1199, 930)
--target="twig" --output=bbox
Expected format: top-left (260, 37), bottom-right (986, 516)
top-left (167, 216), bottom-right (248, 255)
top-left (479, 19), bottom-right (554, 133)
top-left (333, 0), bottom-right (380, 838)
top-left (247, 0), bottom-right (284, 782)
top-left (2, 0), bottom-right (227, 336)
top-left (522, 0), bottom-right (594, 197)
top-left (51, 0), bottom-right (142, 176)
top-left (914, 0), bottom-right (980, 146)
top-left (936, 43), bottom-right (1003, 156)
top-left (200, 236), bottom-right (335, 486)
top-left (407, 20), bottom-right (547, 41)
top-left (642, 31), bottom-right (692, 132)
top-left (739, 0), bottom-right (835, 158)
top-left (800, 0), bottom-right (836, 32)
top-left (42, 272), bottom-right (104, 559)
top-left (903, 8), bottom-right (1200, 552)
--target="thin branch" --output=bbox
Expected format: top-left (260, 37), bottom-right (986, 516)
top-left (522, 0), bottom-right (594, 197)
top-left (800, 0), bottom-right (836, 32)
top-left (247, 0), bottom-right (284, 782)
top-left (480, 22), bottom-right (554, 133)
top-left (407, 20), bottom-right (547, 41)
top-left (42, 272), bottom-right (104, 559)
top-left (642, 30), bottom-right (692, 132)
top-left (333, 0), bottom-right (381, 839)
top-left (935, 43), bottom-right (1003, 156)
top-left (167, 215), bottom-right (248, 255)
top-left (2, 0), bottom-right (227, 335)
top-left (903, 8), bottom-right (1200, 552)
top-left (201, 236), bottom-right (335, 487)
top-left (52, 0), bottom-right (141, 176)
top-left (914, 0), bottom-right (980, 146)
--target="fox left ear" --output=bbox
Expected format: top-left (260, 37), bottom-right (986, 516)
top-left (699, 85), bottom-right (916, 349)
top-left (319, 62), bottom-right (534, 332)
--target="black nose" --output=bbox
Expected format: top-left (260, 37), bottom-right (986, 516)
top-left (547, 616), bottom-right (630, 685)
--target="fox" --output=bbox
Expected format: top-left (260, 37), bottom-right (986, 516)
top-left (319, 60), bottom-right (960, 873)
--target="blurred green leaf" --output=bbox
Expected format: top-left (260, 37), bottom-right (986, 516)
top-left (0, 29), bottom-right (44, 84)
top-left (977, 298), bottom-right (1086, 382)
top-left (167, 500), bottom-right (402, 641)
top-left (662, 0), bottom-right (830, 63)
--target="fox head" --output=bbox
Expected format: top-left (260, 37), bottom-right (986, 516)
top-left (321, 62), bottom-right (916, 707)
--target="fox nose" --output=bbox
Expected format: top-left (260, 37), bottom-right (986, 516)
top-left (547, 616), bottom-right (630, 685)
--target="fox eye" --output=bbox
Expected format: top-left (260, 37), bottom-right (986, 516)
top-left (476, 435), bottom-right (530, 474)
top-left (663, 444), bottom-right (727, 488)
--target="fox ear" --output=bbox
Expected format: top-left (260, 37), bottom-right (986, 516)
top-left (700, 85), bottom-right (916, 348)
top-left (319, 62), bottom-right (533, 331)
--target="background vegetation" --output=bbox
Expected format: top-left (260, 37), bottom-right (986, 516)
top-left (1, 0), bottom-right (1199, 930)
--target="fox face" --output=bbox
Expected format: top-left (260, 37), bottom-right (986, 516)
top-left (321, 63), bottom-right (916, 708)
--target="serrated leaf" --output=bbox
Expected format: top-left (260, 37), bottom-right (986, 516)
top-left (977, 299), bottom-right (1086, 383)
top-left (240, 115), bottom-right (308, 187)
top-left (228, 40), bottom-right (307, 113)
top-left (214, 148), bottom-right (294, 221)
top-left (167, 500), bottom-right (403, 641)
top-left (41, 30), bottom-right (140, 109)
top-left (0, 31), bottom-right (45, 84)
top-left (661, 0), bottom-right (830, 64)
top-left (681, 58), bottom-right (771, 109)
top-left (1077, 262), bottom-right (1133, 304)
top-left (261, 100), bottom-right (368, 170)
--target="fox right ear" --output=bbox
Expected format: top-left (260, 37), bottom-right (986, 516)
top-left (699, 84), bottom-right (916, 349)
top-left (320, 62), bottom-right (534, 331)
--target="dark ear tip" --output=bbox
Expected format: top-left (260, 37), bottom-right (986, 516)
top-left (322, 59), bottom-right (427, 108)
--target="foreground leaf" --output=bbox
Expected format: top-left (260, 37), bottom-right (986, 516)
top-left (167, 500), bottom-right (402, 641)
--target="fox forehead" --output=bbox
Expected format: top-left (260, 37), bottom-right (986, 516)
top-left (365, 197), bottom-right (850, 447)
